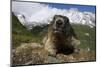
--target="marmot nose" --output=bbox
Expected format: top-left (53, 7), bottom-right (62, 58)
top-left (56, 20), bottom-right (63, 26)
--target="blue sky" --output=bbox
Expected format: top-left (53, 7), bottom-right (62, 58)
top-left (43, 2), bottom-right (96, 13)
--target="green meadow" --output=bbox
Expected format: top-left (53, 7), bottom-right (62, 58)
top-left (12, 13), bottom-right (96, 52)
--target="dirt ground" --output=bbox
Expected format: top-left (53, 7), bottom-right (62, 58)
top-left (12, 43), bottom-right (96, 66)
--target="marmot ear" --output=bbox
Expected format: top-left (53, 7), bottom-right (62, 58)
top-left (53, 15), bottom-right (58, 21)
top-left (70, 27), bottom-right (78, 39)
top-left (49, 15), bottom-right (57, 25)
top-left (64, 16), bottom-right (69, 23)
top-left (50, 15), bottom-right (58, 25)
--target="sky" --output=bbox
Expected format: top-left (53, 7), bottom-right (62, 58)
top-left (12, 1), bottom-right (95, 28)
top-left (43, 2), bottom-right (96, 13)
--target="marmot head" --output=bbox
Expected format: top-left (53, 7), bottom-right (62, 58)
top-left (49, 15), bottom-right (71, 38)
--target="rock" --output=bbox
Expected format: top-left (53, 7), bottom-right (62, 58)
top-left (85, 33), bottom-right (89, 36)
top-left (47, 56), bottom-right (61, 63)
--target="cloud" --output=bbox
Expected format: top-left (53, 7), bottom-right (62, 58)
top-left (12, 1), bottom-right (95, 28)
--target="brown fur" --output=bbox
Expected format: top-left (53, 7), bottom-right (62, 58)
top-left (43, 15), bottom-right (80, 56)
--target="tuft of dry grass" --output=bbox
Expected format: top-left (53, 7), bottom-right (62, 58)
top-left (12, 43), bottom-right (48, 65)
top-left (12, 43), bottom-right (96, 66)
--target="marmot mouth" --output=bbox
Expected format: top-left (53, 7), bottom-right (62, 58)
top-left (53, 31), bottom-right (64, 38)
top-left (53, 30), bottom-right (62, 34)
top-left (54, 30), bottom-right (60, 33)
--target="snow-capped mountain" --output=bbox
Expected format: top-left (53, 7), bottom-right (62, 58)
top-left (12, 1), bottom-right (95, 29)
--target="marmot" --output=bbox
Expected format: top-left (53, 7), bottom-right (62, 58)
top-left (43, 15), bottom-right (80, 56)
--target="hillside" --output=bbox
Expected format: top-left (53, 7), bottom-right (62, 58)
top-left (12, 13), bottom-right (96, 51)
top-left (12, 13), bottom-right (34, 49)
top-left (12, 13), bottom-right (96, 65)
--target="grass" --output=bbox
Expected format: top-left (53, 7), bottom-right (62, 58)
top-left (12, 13), bottom-right (96, 52)
top-left (12, 13), bottom-right (46, 48)
top-left (72, 24), bottom-right (96, 51)
top-left (12, 14), bottom-right (96, 65)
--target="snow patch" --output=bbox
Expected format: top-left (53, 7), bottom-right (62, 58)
top-left (12, 1), bottom-right (95, 29)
